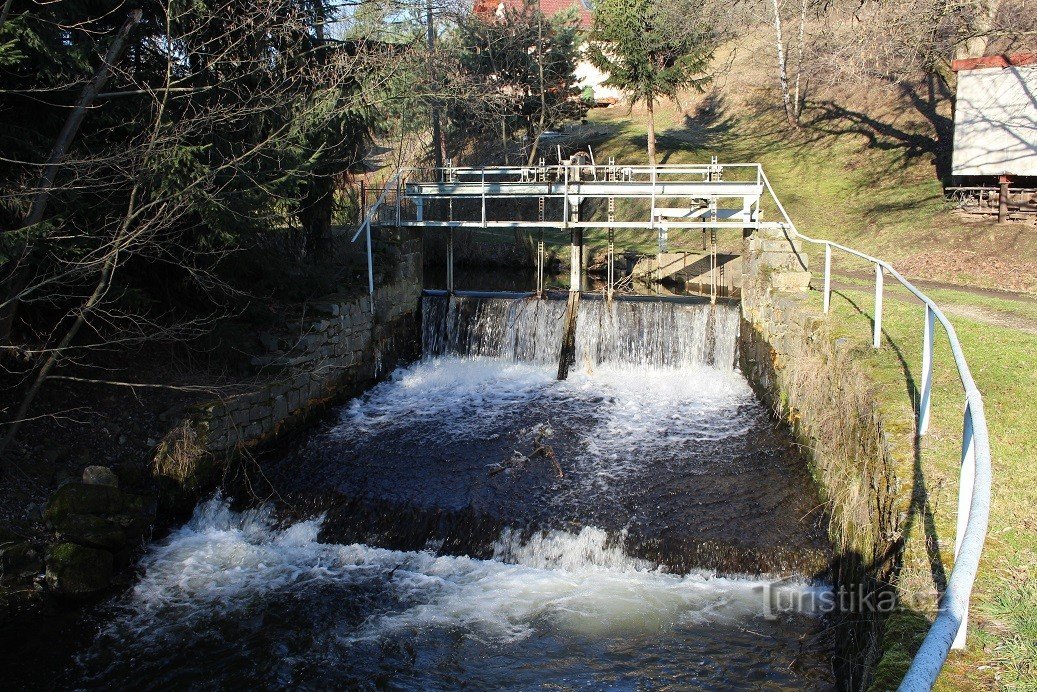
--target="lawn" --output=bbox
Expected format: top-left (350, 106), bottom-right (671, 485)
top-left (581, 99), bottom-right (1037, 688)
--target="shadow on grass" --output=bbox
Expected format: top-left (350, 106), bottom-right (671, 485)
top-left (797, 75), bottom-right (953, 184)
top-left (821, 286), bottom-right (950, 687)
top-left (830, 287), bottom-right (949, 596)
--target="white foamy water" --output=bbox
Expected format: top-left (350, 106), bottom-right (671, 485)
top-left (90, 499), bottom-right (825, 656)
top-left (335, 356), bottom-right (760, 485)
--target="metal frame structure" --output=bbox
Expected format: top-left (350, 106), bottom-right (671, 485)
top-left (352, 162), bottom-right (992, 690)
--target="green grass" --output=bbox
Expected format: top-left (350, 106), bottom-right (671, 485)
top-left (580, 100), bottom-right (1037, 687)
top-left (818, 282), bottom-right (1037, 690)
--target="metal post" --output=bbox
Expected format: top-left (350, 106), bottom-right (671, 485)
top-left (481, 170), bottom-right (486, 228)
top-left (395, 174), bottom-right (401, 227)
top-left (415, 197), bottom-right (423, 222)
top-left (569, 171), bottom-right (582, 293)
top-left (919, 305), bottom-right (935, 435)
top-left (364, 220), bottom-right (375, 314)
top-left (953, 401), bottom-right (977, 649)
top-left (537, 189), bottom-right (545, 296)
top-left (537, 232), bottom-right (544, 296)
top-left (562, 164), bottom-right (569, 229)
top-left (650, 166), bottom-right (657, 250)
top-left (823, 242), bottom-right (832, 314)
top-left (873, 263), bottom-right (884, 349)
top-left (447, 227), bottom-right (454, 293)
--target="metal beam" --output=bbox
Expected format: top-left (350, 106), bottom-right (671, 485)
top-left (394, 219), bottom-right (775, 230)
top-left (405, 180), bottom-right (764, 199)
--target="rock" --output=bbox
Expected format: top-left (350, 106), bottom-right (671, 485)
top-left (45, 483), bottom-right (124, 520)
top-left (112, 463), bottom-right (149, 490)
top-left (0, 541), bottom-right (43, 584)
top-left (45, 543), bottom-right (113, 597)
top-left (258, 331), bottom-right (280, 352)
top-left (49, 513), bottom-right (126, 551)
top-left (82, 465), bottom-right (119, 488)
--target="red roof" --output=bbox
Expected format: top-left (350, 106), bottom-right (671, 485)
top-left (473, 0), bottom-right (594, 30)
top-left (952, 53), bottom-right (1037, 72)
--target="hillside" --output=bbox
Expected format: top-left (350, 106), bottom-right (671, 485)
top-left (581, 30), bottom-right (1037, 297)
top-left (575, 30), bottom-right (1037, 690)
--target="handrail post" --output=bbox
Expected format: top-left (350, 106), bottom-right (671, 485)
top-left (395, 173), bottom-right (401, 227)
top-left (481, 170), bottom-right (486, 228)
top-left (953, 401), bottom-right (977, 649)
top-left (823, 242), bottom-right (832, 314)
top-left (919, 305), bottom-right (935, 434)
top-left (873, 263), bottom-right (884, 349)
top-left (364, 219), bottom-right (375, 314)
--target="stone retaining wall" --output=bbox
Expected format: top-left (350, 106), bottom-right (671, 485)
top-left (153, 232), bottom-right (423, 503)
top-left (28, 230), bottom-right (423, 603)
top-left (739, 228), bottom-right (913, 688)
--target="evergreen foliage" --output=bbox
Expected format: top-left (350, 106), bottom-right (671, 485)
top-left (588, 0), bottom-right (716, 164)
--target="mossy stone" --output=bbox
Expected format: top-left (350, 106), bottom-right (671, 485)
top-left (44, 483), bottom-right (124, 520)
top-left (45, 543), bottom-right (113, 597)
top-left (49, 513), bottom-right (126, 551)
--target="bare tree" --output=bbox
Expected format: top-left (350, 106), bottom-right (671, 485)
top-left (0, 0), bottom-right (396, 467)
top-left (768, 0), bottom-right (811, 127)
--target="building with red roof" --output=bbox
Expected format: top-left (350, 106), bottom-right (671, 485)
top-left (473, 0), bottom-right (595, 30)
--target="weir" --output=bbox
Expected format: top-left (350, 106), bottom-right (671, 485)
top-left (63, 289), bottom-right (838, 687)
top-left (32, 161), bottom-right (987, 690)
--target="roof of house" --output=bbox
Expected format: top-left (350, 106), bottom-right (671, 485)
top-left (472, 0), bottom-right (594, 30)
top-left (951, 53), bottom-right (1037, 72)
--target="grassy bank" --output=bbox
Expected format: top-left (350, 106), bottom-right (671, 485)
top-left (579, 94), bottom-right (1036, 688)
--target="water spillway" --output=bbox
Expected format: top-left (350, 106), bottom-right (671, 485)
top-left (66, 294), bottom-right (837, 688)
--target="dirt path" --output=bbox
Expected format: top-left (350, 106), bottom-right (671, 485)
top-left (833, 269), bottom-right (1037, 335)
top-left (938, 303), bottom-right (1037, 335)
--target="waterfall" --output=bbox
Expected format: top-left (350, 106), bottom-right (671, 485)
top-left (422, 295), bottom-right (740, 370)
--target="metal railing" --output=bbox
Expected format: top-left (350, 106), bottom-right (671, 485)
top-left (349, 164), bottom-right (990, 687)
top-left (760, 171), bottom-right (992, 691)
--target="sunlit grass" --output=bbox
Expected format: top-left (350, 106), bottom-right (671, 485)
top-left (583, 101), bottom-right (1037, 687)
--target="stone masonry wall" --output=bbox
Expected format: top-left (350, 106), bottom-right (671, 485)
top-left (34, 230), bottom-right (423, 603)
top-left (153, 231), bottom-right (423, 505)
top-left (739, 227), bottom-right (913, 688)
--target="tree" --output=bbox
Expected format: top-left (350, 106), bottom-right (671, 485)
top-left (768, 0), bottom-right (811, 127)
top-left (588, 0), bottom-right (717, 165)
top-left (453, 0), bottom-right (585, 164)
top-left (0, 0), bottom-right (389, 465)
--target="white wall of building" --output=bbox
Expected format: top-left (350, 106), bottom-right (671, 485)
top-left (953, 65), bottom-right (1037, 176)
top-left (574, 42), bottom-right (624, 102)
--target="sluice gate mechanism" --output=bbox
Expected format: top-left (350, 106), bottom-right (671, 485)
top-left (354, 158), bottom-right (772, 305)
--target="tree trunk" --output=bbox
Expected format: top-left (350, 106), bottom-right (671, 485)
top-left (24, 11), bottom-right (141, 228)
top-left (646, 99), bottom-right (657, 167)
top-left (769, 0), bottom-right (797, 127)
top-left (0, 186), bottom-right (140, 466)
top-left (791, 0), bottom-right (808, 120)
top-left (301, 174), bottom-right (334, 259)
top-left (1, 10), bottom-right (141, 344)
top-left (427, 0), bottom-right (444, 169)
top-left (959, 0), bottom-right (1001, 59)
top-left (527, 12), bottom-right (548, 167)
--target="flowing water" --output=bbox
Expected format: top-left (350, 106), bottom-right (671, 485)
top-left (59, 295), bottom-right (836, 688)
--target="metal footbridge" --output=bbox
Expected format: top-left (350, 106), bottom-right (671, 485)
top-left (350, 159), bottom-right (992, 691)
top-left (354, 157), bottom-right (768, 302)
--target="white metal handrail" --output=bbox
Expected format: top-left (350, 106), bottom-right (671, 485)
top-left (760, 171), bottom-right (992, 691)
top-left (351, 170), bottom-right (404, 312)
